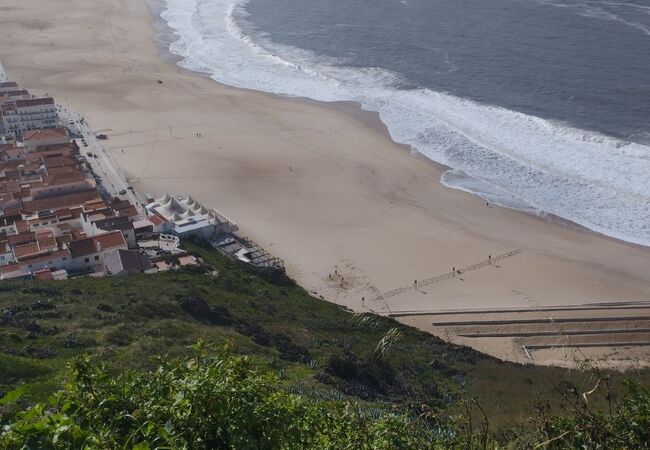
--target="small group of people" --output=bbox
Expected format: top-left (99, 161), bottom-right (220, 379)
top-left (328, 269), bottom-right (345, 287)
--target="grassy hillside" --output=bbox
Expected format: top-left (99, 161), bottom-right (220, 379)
top-left (1, 239), bottom-right (647, 430)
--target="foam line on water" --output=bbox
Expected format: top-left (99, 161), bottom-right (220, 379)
top-left (160, 0), bottom-right (650, 246)
top-left (440, 170), bottom-right (540, 214)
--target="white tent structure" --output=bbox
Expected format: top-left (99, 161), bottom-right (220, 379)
top-left (145, 193), bottom-right (237, 238)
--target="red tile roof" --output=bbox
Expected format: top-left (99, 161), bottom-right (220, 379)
top-left (15, 97), bottom-right (55, 108)
top-left (15, 220), bottom-right (29, 233)
top-left (34, 269), bottom-right (54, 280)
top-left (0, 262), bottom-right (21, 274)
top-left (36, 230), bottom-right (57, 250)
top-left (70, 229), bottom-right (86, 240)
top-left (18, 249), bottom-right (70, 266)
top-left (3, 90), bottom-right (29, 98)
top-left (8, 232), bottom-right (36, 246)
top-left (23, 127), bottom-right (68, 142)
top-left (67, 230), bottom-right (126, 258)
top-left (27, 142), bottom-right (78, 154)
top-left (42, 171), bottom-right (88, 187)
top-left (149, 214), bottom-right (167, 226)
top-left (0, 181), bottom-right (20, 194)
top-left (83, 199), bottom-right (108, 212)
top-left (22, 190), bottom-right (102, 212)
top-left (42, 157), bottom-right (78, 168)
top-left (14, 242), bottom-right (42, 259)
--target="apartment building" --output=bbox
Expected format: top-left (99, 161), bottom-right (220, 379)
top-left (1, 97), bottom-right (58, 136)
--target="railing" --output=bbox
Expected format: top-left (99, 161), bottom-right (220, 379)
top-left (238, 236), bottom-right (284, 270)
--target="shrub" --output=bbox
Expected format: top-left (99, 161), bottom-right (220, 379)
top-left (0, 343), bottom-right (441, 449)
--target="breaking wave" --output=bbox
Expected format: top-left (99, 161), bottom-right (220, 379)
top-left (158, 0), bottom-right (650, 246)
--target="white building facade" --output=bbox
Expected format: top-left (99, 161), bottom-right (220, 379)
top-left (1, 97), bottom-right (58, 136)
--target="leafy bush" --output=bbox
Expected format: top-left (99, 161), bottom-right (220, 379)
top-left (2, 343), bottom-right (650, 449)
top-left (0, 343), bottom-right (442, 449)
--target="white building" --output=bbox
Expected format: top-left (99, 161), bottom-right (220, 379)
top-left (17, 249), bottom-right (72, 274)
top-left (0, 82), bottom-right (19, 94)
top-left (145, 194), bottom-right (237, 239)
top-left (81, 213), bottom-right (137, 249)
top-left (67, 230), bottom-right (128, 272)
top-left (0, 240), bottom-right (15, 266)
top-left (1, 96), bottom-right (58, 136)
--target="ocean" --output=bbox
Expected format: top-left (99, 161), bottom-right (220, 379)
top-left (155, 0), bottom-right (650, 245)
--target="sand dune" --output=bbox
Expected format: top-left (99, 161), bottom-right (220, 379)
top-left (1, 0), bottom-right (649, 367)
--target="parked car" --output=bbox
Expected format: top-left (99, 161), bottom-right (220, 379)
top-left (118, 189), bottom-right (127, 195)
top-left (96, 134), bottom-right (108, 140)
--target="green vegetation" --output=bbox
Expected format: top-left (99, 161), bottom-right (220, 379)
top-left (1, 239), bottom-right (648, 448)
top-left (1, 345), bottom-right (649, 449)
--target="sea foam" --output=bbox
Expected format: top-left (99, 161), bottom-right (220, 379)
top-left (160, 0), bottom-right (650, 246)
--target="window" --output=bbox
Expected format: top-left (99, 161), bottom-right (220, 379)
top-left (84, 258), bottom-right (89, 263)
top-left (62, 257), bottom-right (67, 261)
top-left (94, 255), bottom-right (99, 261)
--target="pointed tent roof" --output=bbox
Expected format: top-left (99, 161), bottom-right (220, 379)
top-left (183, 195), bottom-right (196, 207)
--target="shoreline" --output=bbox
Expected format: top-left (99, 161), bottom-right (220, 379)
top-left (2, 0), bottom-right (650, 369)
top-left (143, 0), bottom-right (649, 252)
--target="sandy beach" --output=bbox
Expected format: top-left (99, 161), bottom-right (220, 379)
top-left (2, 0), bottom-right (650, 367)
